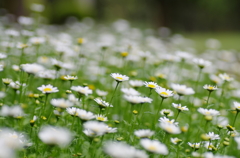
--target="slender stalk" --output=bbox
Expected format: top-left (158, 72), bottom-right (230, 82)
top-left (175, 110), bottom-right (180, 121)
top-left (148, 88), bottom-right (152, 97)
top-left (152, 98), bottom-right (164, 129)
top-left (233, 111), bottom-right (239, 127)
top-left (206, 91), bottom-right (212, 107)
top-left (109, 81), bottom-right (120, 105)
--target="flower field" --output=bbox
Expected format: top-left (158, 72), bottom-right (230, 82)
top-left (0, 6), bottom-right (240, 158)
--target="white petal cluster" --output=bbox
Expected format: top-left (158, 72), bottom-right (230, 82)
top-left (38, 126), bottom-right (73, 148)
top-left (0, 105), bottom-right (24, 118)
top-left (134, 129), bottom-right (155, 138)
top-left (129, 80), bottom-right (144, 87)
top-left (21, 63), bottom-right (45, 75)
top-left (155, 87), bottom-right (173, 98)
top-left (159, 121), bottom-right (181, 134)
top-left (103, 141), bottom-right (148, 158)
top-left (37, 84), bottom-right (59, 94)
top-left (121, 87), bottom-right (141, 96)
top-left (50, 98), bottom-right (74, 108)
top-left (140, 139), bottom-right (168, 155)
top-left (171, 83), bottom-right (195, 95)
top-left (71, 86), bottom-right (92, 96)
top-left (110, 73), bottom-right (129, 82)
top-left (94, 98), bottom-right (113, 108)
top-left (83, 121), bottom-right (110, 137)
top-left (124, 95), bottom-right (152, 104)
top-left (172, 103), bottom-right (189, 111)
top-left (193, 58), bottom-right (212, 68)
top-left (203, 84), bottom-right (218, 91)
top-left (198, 108), bottom-right (220, 116)
top-left (206, 132), bottom-right (220, 140)
top-left (144, 81), bottom-right (159, 89)
top-left (219, 73), bottom-right (233, 82)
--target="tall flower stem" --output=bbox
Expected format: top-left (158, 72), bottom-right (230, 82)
top-left (39, 94), bottom-right (49, 118)
top-left (233, 111), bottom-right (239, 127)
top-left (152, 98), bottom-right (164, 129)
top-left (206, 91), bottom-right (212, 107)
top-left (109, 81), bottom-right (120, 105)
top-left (148, 88), bottom-right (152, 97)
top-left (175, 110), bottom-right (180, 121)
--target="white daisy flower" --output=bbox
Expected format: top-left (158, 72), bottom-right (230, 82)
top-left (0, 105), bottom-right (24, 118)
top-left (233, 101), bottom-right (240, 111)
top-left (95, 114), bottom-right (108, 122)
top-left (29, 37), bottom-right (45, 45)
top-left (96, 89), bottom-right (108, 97)
top-left (155, 87), bottom-right (173, 98)
top-left (66, 107), bottom-right (79, 116)
top-left (172, 103), bottom-right (189, 111)
top-left (121, 87), bottom-right (141, 96)
top-left (134, 129), bottom-right (155, 138)
top-left (144, 81), bottom-right (159, 89)
top-left (159, 117), bottom-right (178, 125)
top-left (38, 126), bottom-right (73, 148)
top-left (77, 109), bottom-right (95, 121)
top-left (193, 58), bottom-right (212, 69)
top-left (140, 139), bottom-right (168, 155)
top-left (219, 73), bottom-right (233, 82)
top-left (160, 109), bottom-right (174, 117)
top-left (188, 142), bottom-right (201, 150)
top-left (124, 95), bottom-right (152, 104)
top-left (203, 84), bottom-right (218, 91)
top-left (50, 98), bottom-right (74, 108)
top-left (94, 98), bottom-right (113, 108)
top-left (129, 80), bottom-right (144, 87)
top-left (206, 132), bottom-right (220, 140)
top-left (21, 63), bottom-right (45, 75)
top-left (197, 108), bottom-right (220, 116)
top-left (71, 86), bottom-right (92, 96)
top-left (171, 137), bottom-right (182, 145)
top-left (83, 121), bottom-right (109, 137)
top-left (103, 141), bottom-right (148, 158)
top-left (37, 84), bottom-right (59, 94)
top-left (159, 122), bottom-right (181, 134)
top-left (64, 75), bottom-right (78, 81)
top-left (171, 83), bottom-right (195, 96)
top-left (110, 73), bottom-right (129, 82)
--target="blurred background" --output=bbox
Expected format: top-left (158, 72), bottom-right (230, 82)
top-left (0, 0), bottom-right (240, 50)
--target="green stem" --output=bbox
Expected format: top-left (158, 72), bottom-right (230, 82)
top-left (206, 91), bottom-right (212, 107)
top-left (109, 81), bottom-right (120, 105)
top-left (152, 98), bottom-right (164, 129)
top-left (194, 68), bottom-right (202, 91)
top-left (233, 111), bottom-right (239, 127)
top-left (175, 110), bottom-right (180, 121)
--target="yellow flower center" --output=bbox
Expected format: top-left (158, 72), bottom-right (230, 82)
top-left (116, 77), bottom-right (123, 80)
top-left (43, 87), bottom-right (52, 92)
top-left (160, 92), bottom-right (168, 96)
top-left (97, 117), bottom-right (105, 121)
top-left (148, 84), bottom-right (156, 88)
top-left (208, 86), bottom-right (214, 90)
top-left (148, 145), bottom-right (157, 151)
top-left (121, 52), bottom-right (128, 57)
top-left (166, 127), bottom-right (173, 133)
